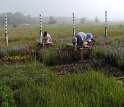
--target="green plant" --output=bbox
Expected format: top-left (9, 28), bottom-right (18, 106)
top-left (0, 85), bottom-right (15, 107)
top-left (19, 71), bottom-right (124, 107)
top-left (43, 51), bottom-right (62, 66)
top-left (13, 24), bottom-right (17, 28)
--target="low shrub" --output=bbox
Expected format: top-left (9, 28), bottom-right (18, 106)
top-left (0, 85), bottom-right (15, 107)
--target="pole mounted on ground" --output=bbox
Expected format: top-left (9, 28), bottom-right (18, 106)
top-left (39, 14), bottom-right (42, 40)
top-left (105, 11), bottom-right (107, 38)
top-left (5, 15), bottom-right (8, 47)
top-left (72, 12), bottom-right (75, 36)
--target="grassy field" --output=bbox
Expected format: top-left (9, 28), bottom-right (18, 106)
top-left (0, 24), bottom-right (124, 107)
top-left (0, 24), bottom-right (124, 48)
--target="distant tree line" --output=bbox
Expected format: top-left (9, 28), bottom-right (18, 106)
top-left (80, 16), bottom-right (100, 24)
top-left (0, 12), bottom-right (62, 25)
top-left (0, 12), bottom-right (102, 26)
top-left (0, 12), bottom-right (40, 25)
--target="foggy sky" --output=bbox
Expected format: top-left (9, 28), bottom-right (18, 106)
top-left (0, 0), bottom-right (124, 21)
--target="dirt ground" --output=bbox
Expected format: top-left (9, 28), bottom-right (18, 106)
top-left (48, 59), bottom-right (124, 78)
top-left (1, 59), bottom-right (124, 82)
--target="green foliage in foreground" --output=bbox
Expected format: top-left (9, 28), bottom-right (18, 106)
top-left (0, 85), bottom-right (15, 107)
top-left (19, 71), bottom-right (124, 107)
top-left (0, 63), bottom-right (124, 107)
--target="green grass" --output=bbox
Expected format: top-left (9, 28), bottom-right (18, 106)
top-left (0, 24), bottom-right (124, 48)
top-left (0, 24), bottom-right (124, 107)
top-left (0, 63), bottom-right (124, 107)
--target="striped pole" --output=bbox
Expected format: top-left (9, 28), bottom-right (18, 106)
top-left (72, 12), bottom-right (75, 36)
top-left (105, 11), bottom-right (107, 38)
top-left (39, 14), bottom-right (42, 40)
top-left (5, 15), bottom-right (8, 47)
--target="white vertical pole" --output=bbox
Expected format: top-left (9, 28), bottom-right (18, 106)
top-left (5, 15), bottom-right (8, 47)
top-left (105, 11), bottom-right (107, 38)
top-left (39, 14), bottom-right (42, 41)
top-left (72, 12), bottom-right (75, 36)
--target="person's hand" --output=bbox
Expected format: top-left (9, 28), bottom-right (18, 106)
top-left (91, 38), bottom-right (95, 42)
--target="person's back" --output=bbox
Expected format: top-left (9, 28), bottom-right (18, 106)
top-left (72, 32), bottom-right (94, 51)
top-left (42, 31), bottom-right (51, 39)
top-left (73, 32), bottom-right (86, 46)
top-left (75, 32), bottom-right (86, 40)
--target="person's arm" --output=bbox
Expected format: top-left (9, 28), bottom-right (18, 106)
top-left (80, 35), bottom-right (84, 48)
top-left (47, 34), bottom-right (52, 41)
top-left (82, 40), bottom-right (85, 47)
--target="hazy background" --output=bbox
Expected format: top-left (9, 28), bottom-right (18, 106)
top-left (0, 0), bottom-right (124, 22)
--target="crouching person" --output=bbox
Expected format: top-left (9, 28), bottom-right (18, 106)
top-left (72, 32), bottom-right (94, 51)
top-left (41, 31), bottom-right (53, 46)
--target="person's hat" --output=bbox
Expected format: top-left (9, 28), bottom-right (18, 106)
top-left (86, 33), bottom-right (93, 40)
top-left (72, 37), bottom-right (77, 46)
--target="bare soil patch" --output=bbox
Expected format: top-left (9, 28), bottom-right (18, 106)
top-left (48, 60), bottom-right (124, 78)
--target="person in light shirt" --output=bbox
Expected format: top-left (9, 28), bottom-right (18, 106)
top-left (72, 32), bottom-right (94, 51)
top-left (41, 31), bottom-right (53, 45)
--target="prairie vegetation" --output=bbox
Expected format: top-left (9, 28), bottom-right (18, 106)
top-left (0, 24), bottom-right (124, 107)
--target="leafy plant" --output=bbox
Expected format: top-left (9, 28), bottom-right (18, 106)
top-left (0, 85), bottom-right (15, 107)
top-left (13, 24), bottom-right (17, 28)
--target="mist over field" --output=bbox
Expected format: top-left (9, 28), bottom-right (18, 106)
top-left (0, 0), bottom-right (124, 22)
top-left (0, 12), bottom-right (124, 26)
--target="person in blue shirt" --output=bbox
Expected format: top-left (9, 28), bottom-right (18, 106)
top-left (72, 32), bottom-right (94, 51)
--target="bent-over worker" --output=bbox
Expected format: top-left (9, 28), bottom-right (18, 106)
top-left (41, 31), bottom-right (53, 46)
top-left (72, 32), bottom-right (94, 51)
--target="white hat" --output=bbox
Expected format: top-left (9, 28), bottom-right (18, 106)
top-left (72, 37), bottom-right (77, 46)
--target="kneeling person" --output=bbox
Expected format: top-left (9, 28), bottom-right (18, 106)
top-left (41, 31), bottom-right (53, 46)
top-left (72, 32), bottom-right (93, 51)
